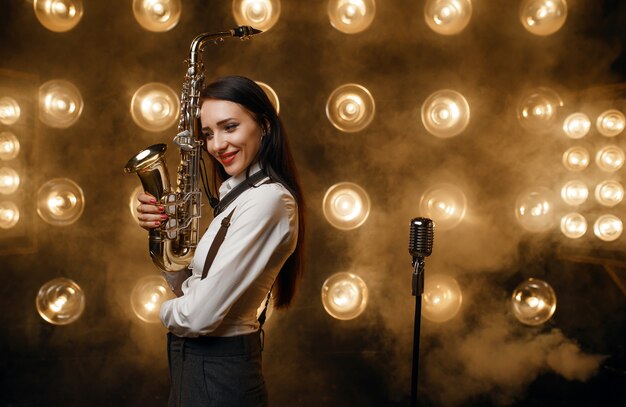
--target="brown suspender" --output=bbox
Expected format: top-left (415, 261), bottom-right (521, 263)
top-left (200, 207), bottom-right (236, 280)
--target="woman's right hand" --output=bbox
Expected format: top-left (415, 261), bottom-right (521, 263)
top-left (136, 192), bottom-right (167, 230)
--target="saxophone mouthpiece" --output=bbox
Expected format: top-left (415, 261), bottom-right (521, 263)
top-left (232, 26), bottom-right (263, 39)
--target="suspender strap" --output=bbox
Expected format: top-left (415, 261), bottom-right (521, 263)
top-left (214, 170), bottom-right (269, 216)
top-left (200, 207), bottom-right (236, 280)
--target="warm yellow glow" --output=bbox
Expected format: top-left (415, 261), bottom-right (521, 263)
top-left (519, 0), bottom-right (567, 36)
top-left (560, 212), bottom-right (587, 239)
top-left (323, 182), bottom-right (370, 230)
top-left (511, 278), bottom-right (557, 326)
top-left (321, 272), bottom-right (368, 320)
top-left (562, 112), bottom-right (590, 139)
top-left (131, 83), bottom-right (180, 132)
top-left (595, 145), bottom-right (625, 172)
top-left (36, 278), bottom-right (85, 325)
top-left (256, 81), bottom-right (280, 114)
top-left (0, 167), bottom-right (20, 195)
top-left (0, 97), bottom-right (21, 126)
top-left (596, 109), bottom-right (625, 137)
top-left (515, 187), bottom-right (555, 232)
top-left (133, 0), bottom-right (181, 32)
top-left (424, 0), bottom-right (472, 35)
top-left (593, 214), bottom-right (623, 242)
top-left (38, 80), bottom-right (83, 128)
top-left (131, 275), bottom-right (172, 323)
top-left (560, 180), bottom-right (588, 206)
top-left (422, 273), bottom-right (463, 323)
top-left (517, 87), bottom-right (563, 133)
top-left (419, 183), bottom-right (467, 231)
top-left (562, 146), bottom-right (590, 171)
top-left (421, 89), bottom-right (470, 138)
top-left (326, 84), bottom-right (375, 132)
top-left (328, 0), bottom-right (375, 34)
top-left (233, 0), bottom-right (280, 31)
top-left (595, 180), bottom-right (624, 207)
top-left (33, 0), bottom-right (83, 32)
top-left (37, 178), bottom-right (85, 226)
top-left (0, 201), bottom-right (20, 229)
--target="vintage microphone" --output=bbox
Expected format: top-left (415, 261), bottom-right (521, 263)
top-left (408, 217), bottom-right (434, 407)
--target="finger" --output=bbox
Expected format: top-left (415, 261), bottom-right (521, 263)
top-left (136, 203), bottom-right (164, 215)
top-left (137, 213), bottom-right (167, 229)
top-left (137, 192), bottom-right (157, 204)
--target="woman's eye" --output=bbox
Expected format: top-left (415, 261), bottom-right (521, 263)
top-left (201, 132), bottom-right (213, 140)
top-left (225, 123), bottom-right (238, 132)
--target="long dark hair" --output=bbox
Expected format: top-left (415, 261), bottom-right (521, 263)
top-left (200, 75), bottom-right (305, 309)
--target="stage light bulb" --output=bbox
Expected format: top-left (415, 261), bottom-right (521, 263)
top-left (595, 180), bottom-right (624, 207)
top-left (131, 83), bottom-right (180, 132)
top-left (593, 214), bottom-right (623, 242)
top-left (0, 201), bottom-right (20, 229)
top-left (131, 275), bottom-right (173, 323)
top-left (233, 0), bottom-right (280, 31)
top-left (39, 79), bottom-right (83, 128)
top-left (0, 132), bottom-right (20, 161)
top-left (517, 87), bottom-right (563, 133)
top-left (419, 183), bottom-right (467, 231)
top-left (133, 0), bottom-right (181, 32)
top-left (596, 109), bottom-right (625, 137)
top-left (0, 97), bottom-right (21, 126)
top-left (422, 273), bottom-right (463, 323)
top-left (328, 0), bottom-right (375, 34)
top-left (421, 89), bottom-right (470, 138)
top-left (560, 180), bottom-right (588, 206)
top-left (511, 278), bottom-right (557, 326)
top-left (326, 84), bottom-right (375, 132)
top-left (36, 278), bottom-right (85, 325)
top-left (562, 113), bottom-right (590, 139)
top-left (562, 146), bottom-right (589, 172)
top-left (0, 167), bottom-right (20, 195)
top-left (519, 0), bottom-right (567, 36)
top-left (560, 212), bottom-right (587, 239)
top-left (515, 187), bottom-right (555, 232)
top-left (321, 272), bottom-right (368, 320)
top-left (424, 0), bottom-right (472, 35)
top-left (323, 182), bottom-right (371, 230)
top-left (256, 81), bottom-right (280, 114)
top-left (33, 0), bottom-right (83, 32)
top-left (595, 145), bottom-right (625, 173)
top-left (37, 178), bottom-right (85, 226)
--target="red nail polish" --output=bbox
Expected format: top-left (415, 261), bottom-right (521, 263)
top-left (161, 214), bottom-right (167, 220)
top-left (150, 199), bottom-right (157, 204)
top-left (154, 221), bottom-right (161, 226)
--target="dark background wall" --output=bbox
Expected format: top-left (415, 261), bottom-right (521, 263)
top-left (1, 1), bottom-right (625, 406)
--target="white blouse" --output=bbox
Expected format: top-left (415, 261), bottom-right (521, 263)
top-left (160, 164), bottom-right (298, 337)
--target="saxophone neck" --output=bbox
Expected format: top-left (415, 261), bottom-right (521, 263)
top-left (189, 26), bottom-right (262, 66)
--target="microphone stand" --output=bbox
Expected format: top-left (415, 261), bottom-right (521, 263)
top-left (411, 255), bottom-right (425, 407)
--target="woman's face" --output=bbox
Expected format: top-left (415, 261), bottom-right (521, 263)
top-left (200, 99), bottom-right (263, 178)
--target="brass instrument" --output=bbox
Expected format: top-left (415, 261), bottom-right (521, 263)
top-left (124, 26), bottom-right (262, 272)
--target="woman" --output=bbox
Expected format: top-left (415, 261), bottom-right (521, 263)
top-left (135, 75), bottom-right (305, 406)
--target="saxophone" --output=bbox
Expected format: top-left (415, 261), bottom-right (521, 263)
top-left (124, 26), bottom-right (262, 272)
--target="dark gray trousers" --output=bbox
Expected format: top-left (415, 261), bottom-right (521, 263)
top-left (167, 331), bottom-right (268, 407)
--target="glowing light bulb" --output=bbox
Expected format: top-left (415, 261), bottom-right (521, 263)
top-left (36, 278), bottom-right (85, 325)
top-left (321, 272), bottom-right (368, 320)
top-left (422, 273), bottom-right (462, 323)
top-left (421, 89), bottom-right (470, 138)
top-left (562, 146), bottom-right (590, 172)
top-left (38, 80), bottom-right (83, 128)
top-left (133, 0), bottom-right (181, 32)
top-left (0, 201), bottom-right (20, 229)
top-left (33, 0), bottom-right (83, 32)
top-left (520, 0), bottom-right (567, 36)
top-left (596, 109), bottom-right (625, 137)
top-left (328, 0), bottom-right (375, 34)
top-left (323, 182), bottom-right (370, 230)
top-left (0, 167), bottom-right (20, 195)
top-left (517, 87), bottom-right (563, 133)
top-left (560, 180), bottom-right (588, 206)
top-left (424, 0), bottom-right (472, 35)
top-left (326, 84), bottom-right (375, 132)
top-left (256, 81), bottom-right (280, 114)
top-left (593, 214), bottom-right (623, 242)
top-left (130, 83), bottom-right (180, 132)
top-left (131, 275), bottom-right (173, 323)
top-left (419, 183), bottom-right (467, 231)
top-left (595, 180), bottom-right (624, 207)
top-left (37, 178), bottom-right (85, 226)
top-left (233, 0), bottom-right (280, 31)
top-left (0, 97), bottom-right (21, 125)
top-left (511, 278), bottom-right (557, 326)
top-left (560, 212), bottom-right (587, 239)
top-left (595, 146), bottom-right (625, 173)
top-left (515, 187), bottom-right (555, 232)
top-left (562, 113), bottom-right (590, 139)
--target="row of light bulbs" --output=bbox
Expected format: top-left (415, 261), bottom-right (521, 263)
top-left (33, 0), bottom-right (569, 37)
